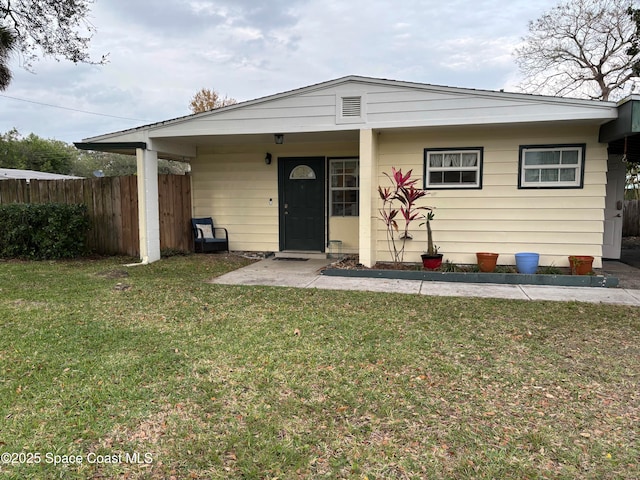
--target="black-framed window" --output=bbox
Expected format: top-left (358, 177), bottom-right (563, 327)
top-left (424, 147), bottom-right (483, 189)
top-left (518, 144), bottom-right (585, 189)
top-left (329, 158), bottom-right (359, 216)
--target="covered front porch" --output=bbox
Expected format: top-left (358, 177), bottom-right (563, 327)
top-left (76, 129), bottom-right (377, 264)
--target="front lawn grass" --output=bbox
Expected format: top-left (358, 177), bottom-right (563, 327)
top-left (0, 255), bottom-right (638, 479)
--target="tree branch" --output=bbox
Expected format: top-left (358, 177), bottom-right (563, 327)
top-left (515, 0), bottom-right (637, 100)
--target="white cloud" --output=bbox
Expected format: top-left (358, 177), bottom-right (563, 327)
top-left (435, 37), bottom-right (520, 71)
top-left (0, 0), bottom-right (562, 143)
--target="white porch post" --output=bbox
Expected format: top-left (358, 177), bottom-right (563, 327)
top-left (136, 147), bottom-right (161, 263)
top-left (359, 128), bottom-right (378, 267)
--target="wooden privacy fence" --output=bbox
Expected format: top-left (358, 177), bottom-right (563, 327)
top-left (624, 200), bottom-right (640, 237)
top-left (0, 175), bottom-right (192, 256)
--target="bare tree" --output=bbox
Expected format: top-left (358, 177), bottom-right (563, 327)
top-left (189, 88), bottom-right (237, 113)
top-left (514, 0), bottom-right (640, 101)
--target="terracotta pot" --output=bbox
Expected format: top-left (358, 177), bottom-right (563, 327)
top-left (568, 255), bottom-right (594, 275)
top-left (421, 253), bottom-right (443, 270)
top-left (476, 252), bottom-right (499, 273)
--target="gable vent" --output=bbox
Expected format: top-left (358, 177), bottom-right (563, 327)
top-left (341, 96), bottom-right (362, 117)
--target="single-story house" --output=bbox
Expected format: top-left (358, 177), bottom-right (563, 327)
top-left (76, 75), bottom-right (640, 268)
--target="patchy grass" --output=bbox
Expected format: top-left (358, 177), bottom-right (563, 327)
top-left (0, 255), bottom-right (638, 479)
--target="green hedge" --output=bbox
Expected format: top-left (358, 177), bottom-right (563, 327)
top-left (0, 203), bottom-right (91, 259)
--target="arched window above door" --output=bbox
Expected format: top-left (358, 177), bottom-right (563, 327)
top-left (289, 165), bottom-right (316, 180)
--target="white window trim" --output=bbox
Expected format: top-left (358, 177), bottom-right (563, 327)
top-left (329, 158), bottom-right (359, 217)
top-left (424, 148), bottom-right (483, 189)
top-left (519, 144), bottom-right (585, 189)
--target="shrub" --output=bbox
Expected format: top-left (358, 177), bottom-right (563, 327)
top-left (0, 203), bottom-right (90, 259)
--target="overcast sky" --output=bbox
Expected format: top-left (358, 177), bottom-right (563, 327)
top-left (0, 0), bottom-right (560, 144)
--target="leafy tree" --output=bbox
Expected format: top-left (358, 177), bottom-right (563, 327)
top-left (0, 128), bottom-right (21, 167)
top-left (189, 88), bottom-right (237, 113)
top-left (71, 150), bottom-right (190, 177)
top-left (1, 129), bottom-right (190, 177)
top-left (514, 0), bottom-right (640, 101)
top-left (0, 129), bottom-right (74, 173)
top-left (22, 134), bottom-right (74, 173)
top-left (0, 0), bottom-right (107, 88)
top-left (0, 25), bottom-right (16, 90)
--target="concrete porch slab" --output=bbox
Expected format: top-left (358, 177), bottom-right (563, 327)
top-left (208, 257), bottom-right (331, 287)
top-left (207, 256), bottom-right (640, 306)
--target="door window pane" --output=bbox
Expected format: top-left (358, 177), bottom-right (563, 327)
top-left (289, 165), bottom-right (316, 180)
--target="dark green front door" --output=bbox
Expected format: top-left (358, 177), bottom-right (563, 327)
top-left (279, 157), bottom-right (325, 251)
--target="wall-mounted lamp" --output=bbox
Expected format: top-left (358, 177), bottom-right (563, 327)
top-left (274, 134), bottom-right (284, 145)
top-left (265, 152), bottom-right (272, 165)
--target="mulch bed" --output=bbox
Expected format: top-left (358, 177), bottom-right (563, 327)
top-left (328, 255), bottom-right (570, 274)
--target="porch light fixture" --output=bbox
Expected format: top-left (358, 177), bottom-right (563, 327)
top-left (274, 134), bottom-right (284, 144)
top-left (265, 152), bottom-right (272, 165)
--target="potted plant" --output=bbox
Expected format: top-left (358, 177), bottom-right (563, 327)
top-left (476, 252), bottom-right (499, 273)
top-left (568, 255), bottom-right (594, 275)
top-left (515, 252), bottom-right (540, 274)
top-left (420, 212), bottom-right (443, 270)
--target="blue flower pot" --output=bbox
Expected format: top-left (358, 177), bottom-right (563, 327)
top-left (515, 252), bottom-right (539, 274)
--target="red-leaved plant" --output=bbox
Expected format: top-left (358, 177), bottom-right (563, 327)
top-left (378, 168), bottom-right (431, 266)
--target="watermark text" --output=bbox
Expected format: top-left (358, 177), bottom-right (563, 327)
top-left (1, 451), bottom-right (153, 466)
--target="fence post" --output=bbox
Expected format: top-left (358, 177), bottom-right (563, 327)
top-left (624, 200), bottom-right (640, 237)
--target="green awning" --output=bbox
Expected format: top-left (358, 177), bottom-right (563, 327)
top-left (600, 99), bottom-right (640, 162)
top-left (74, 142), bottom-right (147, 156)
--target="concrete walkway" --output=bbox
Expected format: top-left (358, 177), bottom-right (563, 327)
top-left (210, 257), bottom-right (640, 306)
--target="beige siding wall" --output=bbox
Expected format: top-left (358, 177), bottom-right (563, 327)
top-left (329, 217), bottom-right (358, 253)
top-left (375, 124), bottom-right (607, 268)
top-left (191, 123), bottom-right (607, 267)
top-left (191, 141), bottom-right (358, 252)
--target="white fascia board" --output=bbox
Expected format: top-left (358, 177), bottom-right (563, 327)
top-left (82, 130), bottom-right (147, 143)
top-left (85, 106), bottom-right (617, 144)
top-left (366, 111), bottom-right (618, 129)
top-left (617, 94), bottom-right (640, 106)
top-left (347, 75), bottom-right (619, 108)
top-left (82, 78), bottom-right (353, 141)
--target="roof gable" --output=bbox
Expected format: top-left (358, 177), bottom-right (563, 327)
top-left (83, 76), bottom-right (618, 142)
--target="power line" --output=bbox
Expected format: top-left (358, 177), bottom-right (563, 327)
top-left (0, 93), bottom-right (150, 122)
